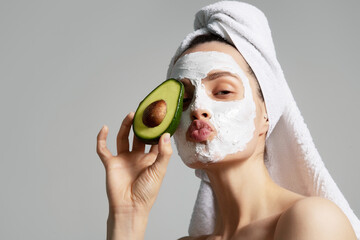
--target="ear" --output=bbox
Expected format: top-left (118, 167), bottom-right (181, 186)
top-left (259, 115), bottom-right (269, 136)
top-left (258, 102), bottom-right (269, 137)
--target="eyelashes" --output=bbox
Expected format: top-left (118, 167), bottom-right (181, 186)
top-left (214, 90), bottom-right (232, 95)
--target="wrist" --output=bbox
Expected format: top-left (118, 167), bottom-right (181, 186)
top-left (107, 207), bottom-right (150, 240)
top-left (109, 203), bottom-right (151, 216)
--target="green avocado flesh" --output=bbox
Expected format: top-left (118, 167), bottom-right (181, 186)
top-left (133, 79), bottom-right (184, 145)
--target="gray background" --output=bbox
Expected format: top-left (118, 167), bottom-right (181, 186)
top-left (1, 0), bottom-right (359, 239)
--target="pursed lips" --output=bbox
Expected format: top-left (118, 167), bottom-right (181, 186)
top-left (186, 119), bottom-right (216, 143)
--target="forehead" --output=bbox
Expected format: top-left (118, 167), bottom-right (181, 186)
top-left (170, 51), bottom-right (243, 81)
top-left (177, 41), bottom-right (250, 73)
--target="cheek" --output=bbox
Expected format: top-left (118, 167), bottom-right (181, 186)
top-left (222, 135), bottom-right (258, 162)
top-left (212, 99), bottom-right (256, 133)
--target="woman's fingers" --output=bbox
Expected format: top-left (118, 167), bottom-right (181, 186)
top-left (132, 135), bottom-right (145, 152)
top-left (149, 144), bottom-right (159, 154)
top-left (97, 125), bottom-right (113, 163)
top-left (116, 112), bottom-right (135, 154)
top-left (149, 133), bottom-right (172, 178)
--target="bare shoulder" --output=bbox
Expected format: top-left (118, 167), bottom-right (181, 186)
top-left (274, 197), bottom-right (356, 240)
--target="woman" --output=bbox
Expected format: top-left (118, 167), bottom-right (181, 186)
top-left (96, 1), bottom-right (359, 239)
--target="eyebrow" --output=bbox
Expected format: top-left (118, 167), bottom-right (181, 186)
top-left (207, 71), bottom-right (239, 80)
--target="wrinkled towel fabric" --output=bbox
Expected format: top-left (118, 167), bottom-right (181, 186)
top-left (166, 1), bottom-right (360, 238)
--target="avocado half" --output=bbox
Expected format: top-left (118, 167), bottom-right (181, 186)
top-left (133, 79), bottom-right (184, 145)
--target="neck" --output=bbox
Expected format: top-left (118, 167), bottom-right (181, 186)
top-left (204, 152), bottom-right (284, 238)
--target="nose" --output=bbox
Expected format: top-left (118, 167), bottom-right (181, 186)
top-left (191, 109), bottom-right (211, 121)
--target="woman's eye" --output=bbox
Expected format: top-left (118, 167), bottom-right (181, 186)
top-left (215, 90), bottom-right (231, 95)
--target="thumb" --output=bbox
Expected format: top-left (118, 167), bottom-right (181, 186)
top-left (151, 133), bottom-right (173, 177)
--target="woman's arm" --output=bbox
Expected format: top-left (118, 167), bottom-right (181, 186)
top-left (96, 112), bottom-right (173, 240)
top-left (274, 197), bottom-right (357, 240)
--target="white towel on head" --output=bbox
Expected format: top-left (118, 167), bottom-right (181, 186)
top-left (166, 1), bottom-right (360, 238)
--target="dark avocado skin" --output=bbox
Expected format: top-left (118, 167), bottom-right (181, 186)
top-left (133, 79), bottom-right (184, 145)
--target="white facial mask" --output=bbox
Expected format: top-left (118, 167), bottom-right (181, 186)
top-left (170, 51), bottom-right (257, 165)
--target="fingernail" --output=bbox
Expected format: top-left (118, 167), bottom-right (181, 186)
top-left (163, 133), bottom-right (170, 143)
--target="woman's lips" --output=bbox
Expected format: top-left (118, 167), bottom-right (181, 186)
top-left (186, 119), bottom-right (215, 143)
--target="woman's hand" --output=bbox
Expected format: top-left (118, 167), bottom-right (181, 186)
top-left (96, 112), bottom-right (173, 240)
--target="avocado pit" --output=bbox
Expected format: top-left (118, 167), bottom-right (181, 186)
top-left (142, 99), bottom-right (167, 128)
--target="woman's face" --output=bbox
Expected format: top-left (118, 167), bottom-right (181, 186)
top-left (169, 41), bottom-right (268, 168)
